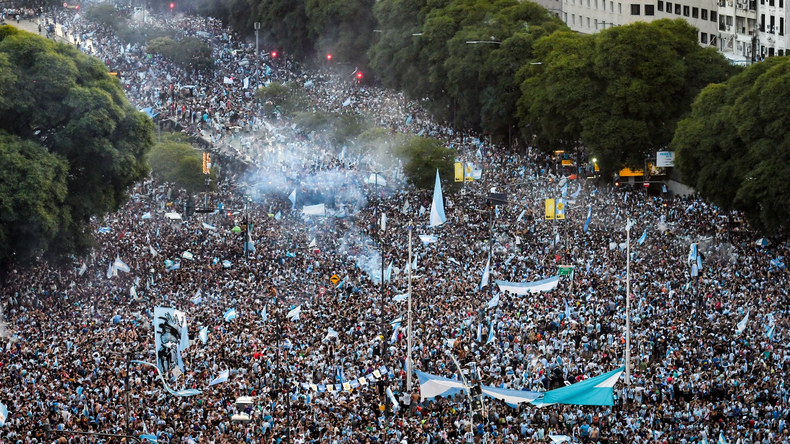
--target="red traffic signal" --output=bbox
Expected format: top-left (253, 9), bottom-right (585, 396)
top-left (326, 54), bottom-right (332, 61)
top-left (356, 71), bottom-right (363, 80)
top-left (271, 51), bottom-right (278, 58)
top-left (169, 2), bottom-right (174, 8)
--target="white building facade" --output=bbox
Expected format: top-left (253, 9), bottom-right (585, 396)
top-left (561, 0), bottom-right (760, 62)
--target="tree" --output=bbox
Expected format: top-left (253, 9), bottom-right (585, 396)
top-left (673, 57), bottom-right (790, 234)
top-left (0, 132), bottom-right (69, 268)
top-left (148, 135), bottom-right (218, 194)
top-left (305, 0), bottom-right (377, 67)
top-left (253, 0), bottom-right (314, 59)
top-left (146, 37), bottom-right (213, 72)
top-left (518, 19), bottom-right (738, 178)
top-left (256, 82), bottom-right (308, 116)
top-left (396, 136), bottom-right (458, 192)
top-left (0, 27), bottom-right (153, 263)
top-left (367, 0), bottom-right (430, 91)
top-left (84, 4), bottom-right (122, 29)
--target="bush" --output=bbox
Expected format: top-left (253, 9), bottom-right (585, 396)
top-left (256, 82), bottom-right (309, 117)
top-left (396, 136), bottom-right (458, 192)
top-left (146, 36), bottom-right (213, 72)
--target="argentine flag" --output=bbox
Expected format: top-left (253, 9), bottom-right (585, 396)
top-left (429, 169), bottom-right (447, 227)
top-left (486, 322), bottom-right (495, 344)
top-left (583, 205), bottom-right (592, 233)
top-left (223, 308), bottom-right (238, 322)
top-left (735, 310), bottom-right (749, 335)
top-left (637, 229), bottom-right (647, 245)
top-left (199, 326), bottom-right (208, 344)
top-left (766, 324), bottom-right (776, 341)
top-left (384, 262), bottom-right (393, 282)
top-left (208, 369), bottom-right (230, 386)
top-left (114, 257), bottom-right (131, 273)
top-left (286, 305), bottom-right (301, 321)
top-left (477, 323), bottom-right (482, 342)
top-left (261, 305), bottom-right (268, 322)
top-left (718, 432), bottom-right (728, 444)
top-left (0, 401), bottom-right (7, 427)
top-left (480, 256), bottom-right (491, 290)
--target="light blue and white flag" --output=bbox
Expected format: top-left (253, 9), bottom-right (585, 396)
top-left (223, 308), bottom-right (238, 322)
top-left (390, 316), bottom-right (404, 326)
top-left (767, 324), bottom-right (776, 341)
top-left (564, 299), bottom-right (571, 320)
top-left (98, 227), bottom-right (111, 233)
top-left (326, 328), bottom-right (339, 340)
top-left (114, 257), bottom-right (131, 273)
top-left (78, 262), bottom-right (88, 276)
top-left (342, 97), bottom-right (352, 107)
top-left (191, 289), bottom-right (202, 305)
top-left (182, 251), bottom-right (194, 261)
top-left (141, 212), bottom-right (152, 220)
top-left (390, 323), bottom-right (401, 343)
top-left (286, 305), bottom-right (301, 321)
top-left (275, 211), bottom-right (282, 221)
top-left (480, 256), bottom-right (491, 290)
top-left (392, 293), bottom-right (408, 302)
top-left (561, 183), bottom-right (568, 197)
top-left (202, 222), bottom-right (217, 231)
top-left (140, 434), bottom-right (158, 443)
top-left (487, 293), bottom-right (500, 309)
top-left (419, 234), bottom-right (438, 244)
top-left (384, 262), bottom-right (393, 282)
top-left (517, 209), bottom-right (526, 222)
top-left (583, 205), bottom-right (592, 233)
top-left (429, 169), bottom-right (446, 227)
top-left (261, 305), bottom-right (268, 322)
top-left (486, 323), bottom-right (495, 344)
top-left (477, 323), bottom-right (482, 342)
top-left (718, 432), bottom-right (728, 444)
top-left (0, 401), bottom-right (7, 427)
top-left (386, 387), bottom-right (400, 411)
top-left (688, 243), bottom-right (698, 264)
top-left (199, 326), bottom-right (208, 344)
top-left (637, 229), bottom-right (647, 245)
top-left (735, 310), bottom-right (749, 335)
top-left (208, 369), bottom-right (229, 386)
top-left (289, 188), bottom-right (297, 209)
top-left (283, 338), bottom-right (293, 349)
top-left (571, 183), bottom-right (582, 198)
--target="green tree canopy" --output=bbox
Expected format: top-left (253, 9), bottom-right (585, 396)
top-left (0, 132), bottom-right (69, 267)
top-left (146, 37), bottom-right (214, 72)
top-left (0, 26), bottom-right (153, 264)
top-left (673, 57), bottom-right (790, 234)
top-left (396, 136), bottom-right (458, 192)
top-left (305, 0), bottom-right (378, 67)
top-left (256, 81), bottom-right (308, 116)
top-left (518, 19), bottom-right (738, 178)
top-left (148, 135), bottom-right (218, 194)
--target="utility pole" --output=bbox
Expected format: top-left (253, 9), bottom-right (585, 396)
top-left (254, 22), bottom-right (261, 56)
top-left (625, 219), bottom-right (632, 391)
top-left (406, 222), bottom-right (413, 392)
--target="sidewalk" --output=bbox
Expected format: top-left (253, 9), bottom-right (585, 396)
top-left (6, 18), bottom-right (75, 46)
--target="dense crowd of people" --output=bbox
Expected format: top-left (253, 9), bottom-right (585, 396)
top-left (1, 5), bottom-right (789, 444)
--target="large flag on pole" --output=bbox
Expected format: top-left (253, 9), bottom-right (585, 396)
top-left (735, 310), bottom-right (749, 335)
top-left (583, 205), bottom-right (592, 233)
top-left (289, 188), bottom-right (297, 209)
top-left (429, 169), bottom-right (446, 227)
top-left (208, 369), bottom-right (230, 386)
top-left (479, 256), bottom-right (491, 290)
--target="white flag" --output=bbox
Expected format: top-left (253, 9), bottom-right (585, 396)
top-left (380, 213), bottom-right (387, 232)
top-left (479, 256), bottom-right (491, 290)
top-left (735, 310), bottom-right (750, 335)
top-left (429, 170), bottom-right (446, 227)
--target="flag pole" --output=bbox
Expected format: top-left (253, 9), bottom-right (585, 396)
top-left (407, 221), bottom-right (413, 392)
top-left (625, 219), bottom-right (632, 390)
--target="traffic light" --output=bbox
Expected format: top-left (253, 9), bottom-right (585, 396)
top-left (271, 51), bottom-right (278, 58)
top-left (356, 71), bottom-right (363, 80)
top-left (326, 54), bottom-right (332, 61)
top-left (169, 2), bottom-right (174, 9)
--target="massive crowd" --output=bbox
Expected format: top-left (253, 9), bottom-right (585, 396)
top-left (1, 5), bottom-right (789, 444)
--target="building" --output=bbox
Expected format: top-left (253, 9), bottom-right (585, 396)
top-left (560, 0), bottom-right (758, 61)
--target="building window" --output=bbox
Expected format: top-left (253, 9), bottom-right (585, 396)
top-left (780, 49), bottom-right (785, 55)
top-left (619, 2), bottom-right (622, 13)
top-left (675, 3), bottom-right (681, 14)
top-left (667, 2), bottom-right (673, 12)
top-left (602, 20), bottom-right (606, 27)
top-left (781, 17), bottom-right (785, 34)
top-left (770, 0), bottom-right (774, 6)
top-left (631, 3), bottom-right (641, 13)
top-left (588, 0), bottom-right (591, 7)
top-left (596, 0), bottom-right (599, 8)
top-left (770, 15), bottom-right (775, 32)
top-left (761, 14), bottom-right (765, 31)
top-left (692, 7), bottom-right (699, 17)
top-left (683, 5), bottom-right (689, 15)
top-left (572, 14), bottom-right (576, 24)
top-left (710, 35), bottom-right (716, 45)
top-left (658, 0), bottom-right (664, 10)
top-left (611, 2), bottom-right (615, 11)
top-left (701, 9), bottom-right (708, 19)
top-left (565, 12), bottom-right (569, 21)
top-left (595, 18), bottom-right (599, 29)
top-left (646, 4), bottom-right (655, 14)
top-left (781, 0), bottom-right (784, 8)
top-left (701, 32), bottom-right (708, 43)
top-left (711, 11), bottom-right (717, 22)
top-left (588, 17), bottom-right (591, 27)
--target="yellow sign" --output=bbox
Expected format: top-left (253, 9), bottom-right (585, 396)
top-left (555, 199), bottom-right (566, 220)
top-left (454, 162), bottom-right (463, 182)
top-left (619, 168), bottom-right (643, 177)
top-left (330, 274), bottom-right (340, 285)
top-left (561, 159), bottom-right (574, 166)
top-left (202, 152), bottom-right (211, 174)
top-left (545, 199), bottom-right (555, 220)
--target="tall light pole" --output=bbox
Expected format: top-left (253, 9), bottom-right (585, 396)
top-left (625, 219), bottom-right (632, 390)
top-left (406, 221), bottom-right (413, 392)
top-left (254, 22), bottom-right (260, 56)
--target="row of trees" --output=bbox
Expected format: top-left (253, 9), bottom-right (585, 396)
top-left (0, 26), bottom-right (153, 271)
top-left (149, 134), bottom-right (218, 193)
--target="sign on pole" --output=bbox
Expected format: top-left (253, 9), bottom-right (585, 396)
top-left (454, 162), bottom-right (463, 182)
top-left (545, 199), bottom-right (555, 220)
top-left (555, 199), bottom-right (566, 220)
top-left (330, 275), bottom-right (340, 285)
